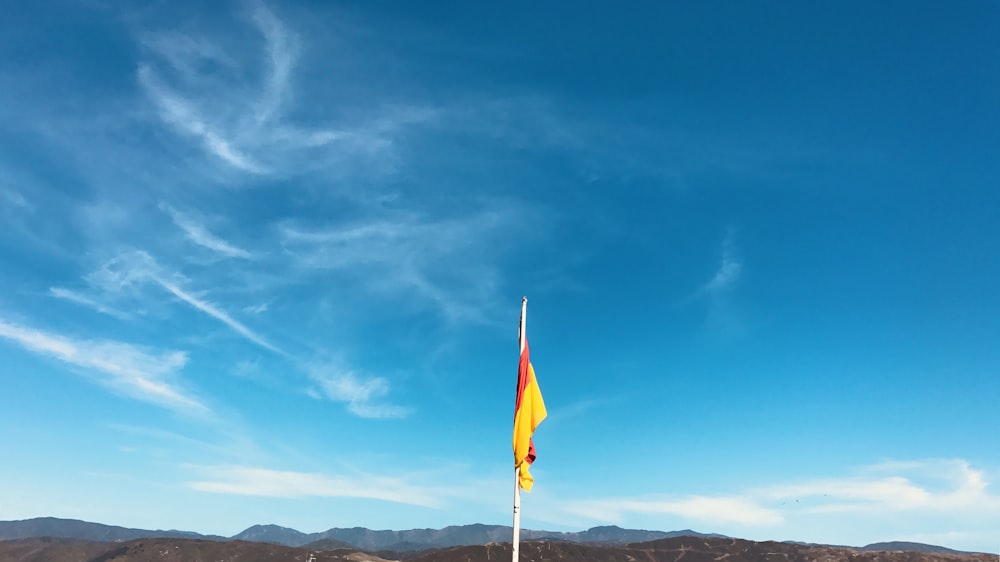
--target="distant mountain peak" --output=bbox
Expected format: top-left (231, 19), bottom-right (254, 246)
top-left (232, 523), bottom-right (309, 546)
top-left (863, 541), bottom-right (966, 554)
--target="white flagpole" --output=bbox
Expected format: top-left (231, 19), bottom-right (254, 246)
top-left (512, 296), bottom-right (527, 562)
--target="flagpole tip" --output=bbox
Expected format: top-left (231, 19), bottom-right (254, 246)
top-left (522, 296), bottom-right (527, 303)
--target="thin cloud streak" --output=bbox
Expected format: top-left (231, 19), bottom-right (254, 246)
top-left (243, 303), bottom-right (268, 315)
top-left (563, 495), bottom-right (783, 527)
top-left (49, 287), bottom-right (130, 320)
top-left (160, 203), bottom-right (252, 259)
top-left (84, 250), bottom-right (280, 354)
top-left (0, 318), bottom-right (205, 414)
top-left (156, 278), bottom-right (282, 354)
top-left (68, 249), bottom-right (417, 419)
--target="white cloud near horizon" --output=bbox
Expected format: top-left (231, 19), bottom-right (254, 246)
top-left (186, 465), bottom-right (442, 507)
top-left (0, 318), bottom-right (204, 414)
top-left (558, 459), bottom-right (999, 533)
top-left (563, 495), bottom-right (783, 527)
top-left (758, 458), bottom-right (1000, 514)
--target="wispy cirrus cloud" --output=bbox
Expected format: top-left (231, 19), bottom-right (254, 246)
top-left (281, 207), bottom-right (524, 322)
top-left (689, 228), bottom-right (745, 337)
top-left (85, 250), bottom-right (280, 353)
top-left (186, 465), bottom-right (442, 507)
top-left (160, 203), bottom-right (252, 259)
top-left (308, 363), bottom-right (410, 419)
top-left (242, 303), bottom-right (268, 315)
top-left (247, 0), bottom-right (297, 124)
top-left (138, 63), bottom-right (262, 173)
top-left (0, 183), bottom-right (71, 257)
top-left (136, 1), bottom-right (433, 177)
top-left (69, 249), bottom-right (416, 419)
top-left (138, 31), bottom-right (238, 83)
top-left (0, 187), bottom-right (32, 212)
top-left (700, 228), bottom-right (741, 294)
top-left (0, 318), bottom-right (204, 414)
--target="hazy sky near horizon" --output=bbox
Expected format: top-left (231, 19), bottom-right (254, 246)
top-left (1, 0), bottom-right (999, 553)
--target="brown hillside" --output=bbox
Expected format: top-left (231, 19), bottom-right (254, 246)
top-left (0, 537), bottom-right (399, 562)
top-left (0, 537), bottom-right (110, 562)
top-left (410, 537), bottom-right (993, 562)
top-left (0, 536), bottom-right (991, 562)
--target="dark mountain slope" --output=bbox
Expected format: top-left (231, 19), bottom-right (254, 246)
top-left (864, 543), bottom-right (968, 555)
top-left (312, 524), bottom-right (720, 550)
top-left (304, 537), bottom-right (361, 551)
top-left (232, 524), bottom-right (311, 546)
top-left (0, 517), bottom-right (220, 542)
top-left (0, 537), bottom-right (110, 562)
top-left (0, 537), bottom-right (393, 562)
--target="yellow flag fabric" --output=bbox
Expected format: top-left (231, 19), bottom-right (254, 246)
top-left (513, 339), bottom-right (547, 491)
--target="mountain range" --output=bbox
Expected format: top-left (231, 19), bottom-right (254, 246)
top-left (0, 518), bottom-right (724, 550)
top-left (0, 517), bottom-right (979, 555)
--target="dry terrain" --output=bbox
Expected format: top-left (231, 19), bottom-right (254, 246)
top-left (0, 535), bottom-right (991, 562)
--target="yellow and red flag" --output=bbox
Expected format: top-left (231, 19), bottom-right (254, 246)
top-left (512, 338), bottom-right (547, 491)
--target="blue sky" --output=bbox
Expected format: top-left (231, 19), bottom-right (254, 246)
top-left (1, 0), bottom-right (999, 553)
